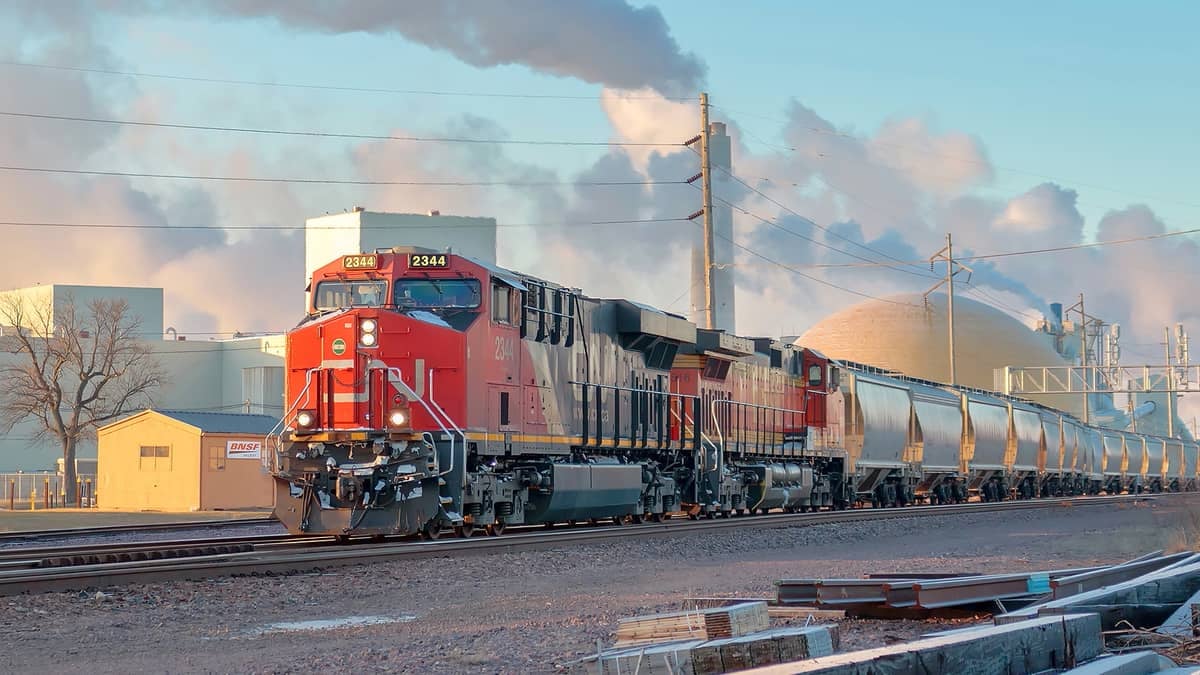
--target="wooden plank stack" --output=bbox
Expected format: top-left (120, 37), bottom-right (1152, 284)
top-left (614, 602), bottom-right (770, 647)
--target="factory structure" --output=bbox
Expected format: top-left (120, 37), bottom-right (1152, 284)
top-left (798, 293), bottom-right (1194, 442)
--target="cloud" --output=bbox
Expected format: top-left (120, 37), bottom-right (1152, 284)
top-left (993, 183), bottom-right (1083, 238)
top-left (192, 0), bottom-right (705, 96)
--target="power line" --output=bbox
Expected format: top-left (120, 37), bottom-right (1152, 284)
top-left (0, 60), bottom-right (696, 102)
top-left (0, 217), bottom-right (691, 231)
top-left (716, 226), bottom-right (918, 307)
top-left (788, 226), bottom-right (1200, 268)
top-left (680, 209), bottom-right (917, 307)
top-left (711, 103), bottom-right (1200, 211)
top-left (0, 165), bottom-right (685, 188)
top-left (0, 110), bottom-right (683, 148)
top-left (705, 186), bottom-right (936, 282)
top-left (711, 165), bottom-right (939, 280)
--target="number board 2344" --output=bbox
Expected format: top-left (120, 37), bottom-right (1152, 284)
top-left (409, 254), bottom-right (449, 269)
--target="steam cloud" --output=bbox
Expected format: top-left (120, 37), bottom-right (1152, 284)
top-left (190, 0), bottom-right (705, 96)
top-left (2, 0), bottom-right (1197, 391)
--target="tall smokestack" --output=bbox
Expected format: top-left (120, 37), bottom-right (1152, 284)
top-left (691, 121), bottom-right (735, 332)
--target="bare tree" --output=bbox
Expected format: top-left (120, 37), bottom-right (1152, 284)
top-left (0, 293), bottom-right (165, 502)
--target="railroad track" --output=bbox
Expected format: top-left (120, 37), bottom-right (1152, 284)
top-left (0, 494), bottom-right (1171, 596)
top-left (0, 516), bottom-right (279, 543)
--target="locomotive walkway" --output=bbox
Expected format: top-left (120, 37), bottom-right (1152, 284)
top-left (0, 493), bottom-right (1169, 596)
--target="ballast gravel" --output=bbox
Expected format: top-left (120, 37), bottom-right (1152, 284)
top-left (0, 498), bottom-right (1191, 674)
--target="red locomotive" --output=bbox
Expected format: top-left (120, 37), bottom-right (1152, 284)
top-left (271, 247), bottom-right (840, 539)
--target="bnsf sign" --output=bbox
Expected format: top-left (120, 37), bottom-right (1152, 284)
top-left (226, 440), bottom-right (262, 459)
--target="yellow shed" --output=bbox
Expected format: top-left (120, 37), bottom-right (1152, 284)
top-left (97, 410), bottom-right (277, 511)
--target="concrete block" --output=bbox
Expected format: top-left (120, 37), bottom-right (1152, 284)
top-left (735, 613), bottom-right (1103, 675)
top-left (594, 626), bottom-right (836, 675)
top-left (1156, 587), bottom-right (1200, 637)
top-left (1061, 651), bottom-right (1178, 674)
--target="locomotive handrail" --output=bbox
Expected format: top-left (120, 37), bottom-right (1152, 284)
top-left (427, 368), bottom-right (467, 481)
top-left (267, 367), bottom-right (321, 473)
top-left (569, 380), bottom-right (705, 454)
top-left (379, 367), bottom-right (458, 478)
top-left (710, 398), bottom-right (808, 459)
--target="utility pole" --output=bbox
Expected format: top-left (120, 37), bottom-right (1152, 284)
top-left (1165, 326), bottom-right (1176, 437)
top-left (699, 92), bottom-right (715, 330)
top-left (684, 93), bottom-right (717, 330)
top-left (924, 233), bottom-right (971, 386)
top-left (1065, 293), bottom-right (1102, 424)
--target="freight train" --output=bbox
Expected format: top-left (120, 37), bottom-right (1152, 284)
top-left (269, 248), bottom-right (1198, 539)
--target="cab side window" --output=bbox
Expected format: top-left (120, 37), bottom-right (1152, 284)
top-left (808, 364), bottom-right (823, 387)
top-left (491, 284), bottom-right (513, 325)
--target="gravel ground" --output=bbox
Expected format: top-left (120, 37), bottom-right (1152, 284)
top-left (1, 497), bottom-right (1191, 674)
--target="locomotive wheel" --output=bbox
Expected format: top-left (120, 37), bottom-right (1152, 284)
top-left (705, 510), bottom-right (715, 520)
top-left (734, 508), bottom-right (745, 517)
top-left (650, 512), bottom-right (663, 522)
top-left (421, 522), bottom-right (441, 541)
top-left (631, 513), bottom-right (644, 524)
top-left (454, 522), bottom-right (475, 538)
top-left (486, 520), bottom-right (507, 536)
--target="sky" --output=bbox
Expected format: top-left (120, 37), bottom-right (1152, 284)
top-left (0, 0), bottom-right (1197, 376)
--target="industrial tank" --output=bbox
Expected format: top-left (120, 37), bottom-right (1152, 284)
top-left (797, 293), bottom-right (1074, 413)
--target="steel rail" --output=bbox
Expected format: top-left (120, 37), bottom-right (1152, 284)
top-left (0, 493), bottom-right (1171, 597)
top-left (0, 533), bottom-right (302, 569)
top-left (0, 516), bottom-right (277, 543)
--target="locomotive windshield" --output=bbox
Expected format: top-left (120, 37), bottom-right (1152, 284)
top-left (314, 280), bottom-right (387, 310)
top-left (394, 278), bottom-right (481, 309)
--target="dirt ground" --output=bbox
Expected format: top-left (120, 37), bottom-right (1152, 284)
top-left (1, 497), bottom-right (1192, 674)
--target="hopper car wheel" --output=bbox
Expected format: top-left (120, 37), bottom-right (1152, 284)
top-left (568, 519), bottom-right (578, 526)
top-left (334, 534), bottom-right (351, 545)
top-left (544, 522), bottom-right (555, 529)
top-left (454, 523), bottom-right (475, 538)
top-left (486, 520), bottom-right (507, 536)
top-left (612, 515), bottom-right (625, 526)
top-left (588, 518), bottom-right (600, 527)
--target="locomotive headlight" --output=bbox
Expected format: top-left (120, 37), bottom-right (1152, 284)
top-left (388, 408), bottom-right (408, 427)
top-left (296, 410), bottom-right (316, 428)
top-left (360, 331), bottom-right (378, 347)
top-left (360, 319), bottom-right (377, 334)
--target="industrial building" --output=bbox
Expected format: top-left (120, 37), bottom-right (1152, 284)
top-left (305, 207), bottom-right (497, 308)
top-left (96, 410), bottom-right (275, 511)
